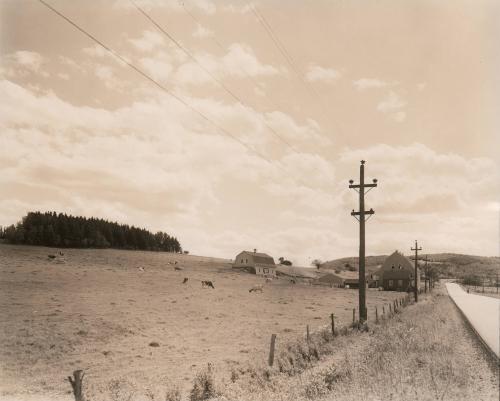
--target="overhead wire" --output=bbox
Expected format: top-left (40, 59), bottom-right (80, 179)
top-left (130, 0), bottom-right (301, 154)
top-left (36, 0), bottom-right (321, 192)
top-left (248, 2), bottom-right (343, 135)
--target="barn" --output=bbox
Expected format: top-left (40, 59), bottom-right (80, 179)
top-left (232, 249), bottom-right (276, 277)
top-left (378, 251), bottom-right (420, 291)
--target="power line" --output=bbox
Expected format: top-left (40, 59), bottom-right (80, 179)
top-left (248, 2), bottom-right (340, 130)
top-left (37, 0), bottom-right (275, 166)
top-left (36, 0), bottom-right (320, 192)
top-left (130, 0), bottom-right (300, 153)
top-left (179, 0), bottom-right (287, 118)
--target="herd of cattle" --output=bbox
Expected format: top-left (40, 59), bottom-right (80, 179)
top-left (131, 260), bottom-right (297, 293)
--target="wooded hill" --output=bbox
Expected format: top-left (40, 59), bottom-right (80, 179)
top-left (321, 253), bottom-right (500, 280)
top-left (0, 211), bottom-right (182, 253)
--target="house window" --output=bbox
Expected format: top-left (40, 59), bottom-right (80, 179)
top-left (391, 265), bottom-right (395, 269)
top-left (388, 280), bottom-right (393, 287)
top-left (245, 259), bottom-right (248, 263)
top-left (397, 280), bottom-right (403, 287)
top-left (263, 268), bottom-right (269, 274)
top-left (398, 265), bottom-right (402, 269)
top-left (241, 259), bottom-right (244, 263)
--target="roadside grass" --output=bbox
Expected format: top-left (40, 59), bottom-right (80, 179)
top-left (212, 287), bottom-right (498, 401)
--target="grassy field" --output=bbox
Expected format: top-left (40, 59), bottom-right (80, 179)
top-left (0, 244), bottom-right (403, 400)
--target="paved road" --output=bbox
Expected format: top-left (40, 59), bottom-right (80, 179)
top-left (446, 282), bottom-right (499, 358)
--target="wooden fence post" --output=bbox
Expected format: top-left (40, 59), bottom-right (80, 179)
top-left (352, 308), bottom-right (356, 324)
top-left (382, 305), bottom-right (385, 316)
top-left (268, 334), bottom-right (276, 366)
top-left (331, 313), bottom-right (335, 336)
top-left (389, 303), bottom-right (392, 314)
top-left (68, 370), bottom-right (85, 401)
top-left (375, 307), bottom-right (378, 323)
top-left (306, 325), bottom-right (310, 342)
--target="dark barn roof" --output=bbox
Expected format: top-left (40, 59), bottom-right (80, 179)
top-left (240, 251), bottom-right (275, 265)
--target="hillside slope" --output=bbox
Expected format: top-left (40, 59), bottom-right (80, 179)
top-left (321, 253), bottom-right (500, 279)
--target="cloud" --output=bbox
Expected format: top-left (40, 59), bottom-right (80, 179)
top-left (129, 30), bottom-right (165, 52)
top-left (139, 51), bottom-right (173, 82)
top-left (305, 64), bottom-right (341, 83)
top-left (353, 78), bottom-right (391, 90)
top-left (376, 91), bottom-right (407, 121)
top-left (174, 43), bottom-right (279, 84)
top-left (1, 50), bottom-right (49, 78)
top-left (336, 143), bottom-right (499, 256)
top-left (192, 24), bottom-right (213, 38)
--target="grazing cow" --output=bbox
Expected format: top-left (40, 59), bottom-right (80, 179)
top-left (48, 254), bottom-right (56, 259)
top-left (174, 261), bottom-right (178, 265)
top-left (182, 277), bottom-right (189, 284)
top-left (249, 284), bottom-right (263, 293)
top-left (290, 279), bottom-right (296, 284)
top-left (174, 266), bottom-right (183, 271)
top-left (201, 280), bottom-right (215, 289)
top-left (265, 277), bottom-right (273, 283)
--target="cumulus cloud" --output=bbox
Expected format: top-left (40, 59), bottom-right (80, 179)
top-left (336, 143), bottom-right (499, 256)
top-left (129, 30), bottom-right (165, 52)
top-left (305, 64), bottom-right (341, 83)
top-left (139, 51), bottom-right (173, 82)
top-left (377, 91), bottom-right (405, 112)
top-left (353, 78), bottom-right (391, 90)
top-left (174, 43), bottom-right (279, 84)
top-left (192, 24), bottom-right (213, 38)
top-left (1, 50), bottom-right (49, 78)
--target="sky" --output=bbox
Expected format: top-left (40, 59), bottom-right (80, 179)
top-left (0, 0), bottom-right (499, 265)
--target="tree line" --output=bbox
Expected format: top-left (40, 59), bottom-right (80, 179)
top-left (0, 211), bottom-right (182, 252)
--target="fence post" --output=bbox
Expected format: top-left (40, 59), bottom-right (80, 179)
top-left (389, 303), bottom-right (392, 314)
top-left (382, 305), bottom-right (385, 316)
top-left (268, 334), bottom-right (277, 366)
top-left (306, 325), bottom-right (310, 342)
top-left (68, 370), bottom-right (85, 401)
top-left (331, 313), bottom-right (335, 336)
top-left (375, 307), bottom-right (378, 323)
top-left (352, 308), bottom-right (356, 324)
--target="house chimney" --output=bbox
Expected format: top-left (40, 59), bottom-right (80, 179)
top-left (254, 248), bottom-right (257, 253)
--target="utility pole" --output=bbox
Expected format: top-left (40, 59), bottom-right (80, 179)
top-left (411, 240), bottom-right (422, 302)
top-left (349, 160), bottom-right (378, 322)
top-left (424, 255), bottom-right (428, 293)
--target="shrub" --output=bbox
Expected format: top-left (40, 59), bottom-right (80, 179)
top-left (190, 364), bottom-right (217, 401)
top-left (165, 385), bottom-right (181, 401)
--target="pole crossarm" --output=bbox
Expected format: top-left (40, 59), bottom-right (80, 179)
top-left (349, 183), bottom-right (377, 189)
top-left (351, 210), bottom-right (375, 216)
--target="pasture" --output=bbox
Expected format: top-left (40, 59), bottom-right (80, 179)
top-left (0, 244), bottom-right (402, 400)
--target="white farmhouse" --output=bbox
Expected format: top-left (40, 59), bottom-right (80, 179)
top-left (232, 249), bottom-right (276, 277)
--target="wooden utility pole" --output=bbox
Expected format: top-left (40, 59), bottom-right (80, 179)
top-left (411, 240), bottom-right (422, 302)
top-left (349, 160), bottom-right (377, 322)
top-left (424, 255), bottom-right (428, 293)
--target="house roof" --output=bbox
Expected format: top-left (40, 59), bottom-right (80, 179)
top-left (381, 251), bottom-right (413, 272)
top-left (380, 251), bottom-right (419, 279)
top-left (239, 251), bottom-right (275, 265)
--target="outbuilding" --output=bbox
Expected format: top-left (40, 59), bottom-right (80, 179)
top-left (232, 249), bottom-right (276, 277)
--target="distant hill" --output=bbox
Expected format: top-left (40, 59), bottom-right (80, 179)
top-left (321, 253), bottom-right (500, 279)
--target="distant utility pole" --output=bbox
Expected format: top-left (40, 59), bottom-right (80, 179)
top-left (424, 255), bottom-right (428, 293)
top-left (349, 160), bottom-right (378, 322)
top-left (411, 240), bottom-right (422, 302)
